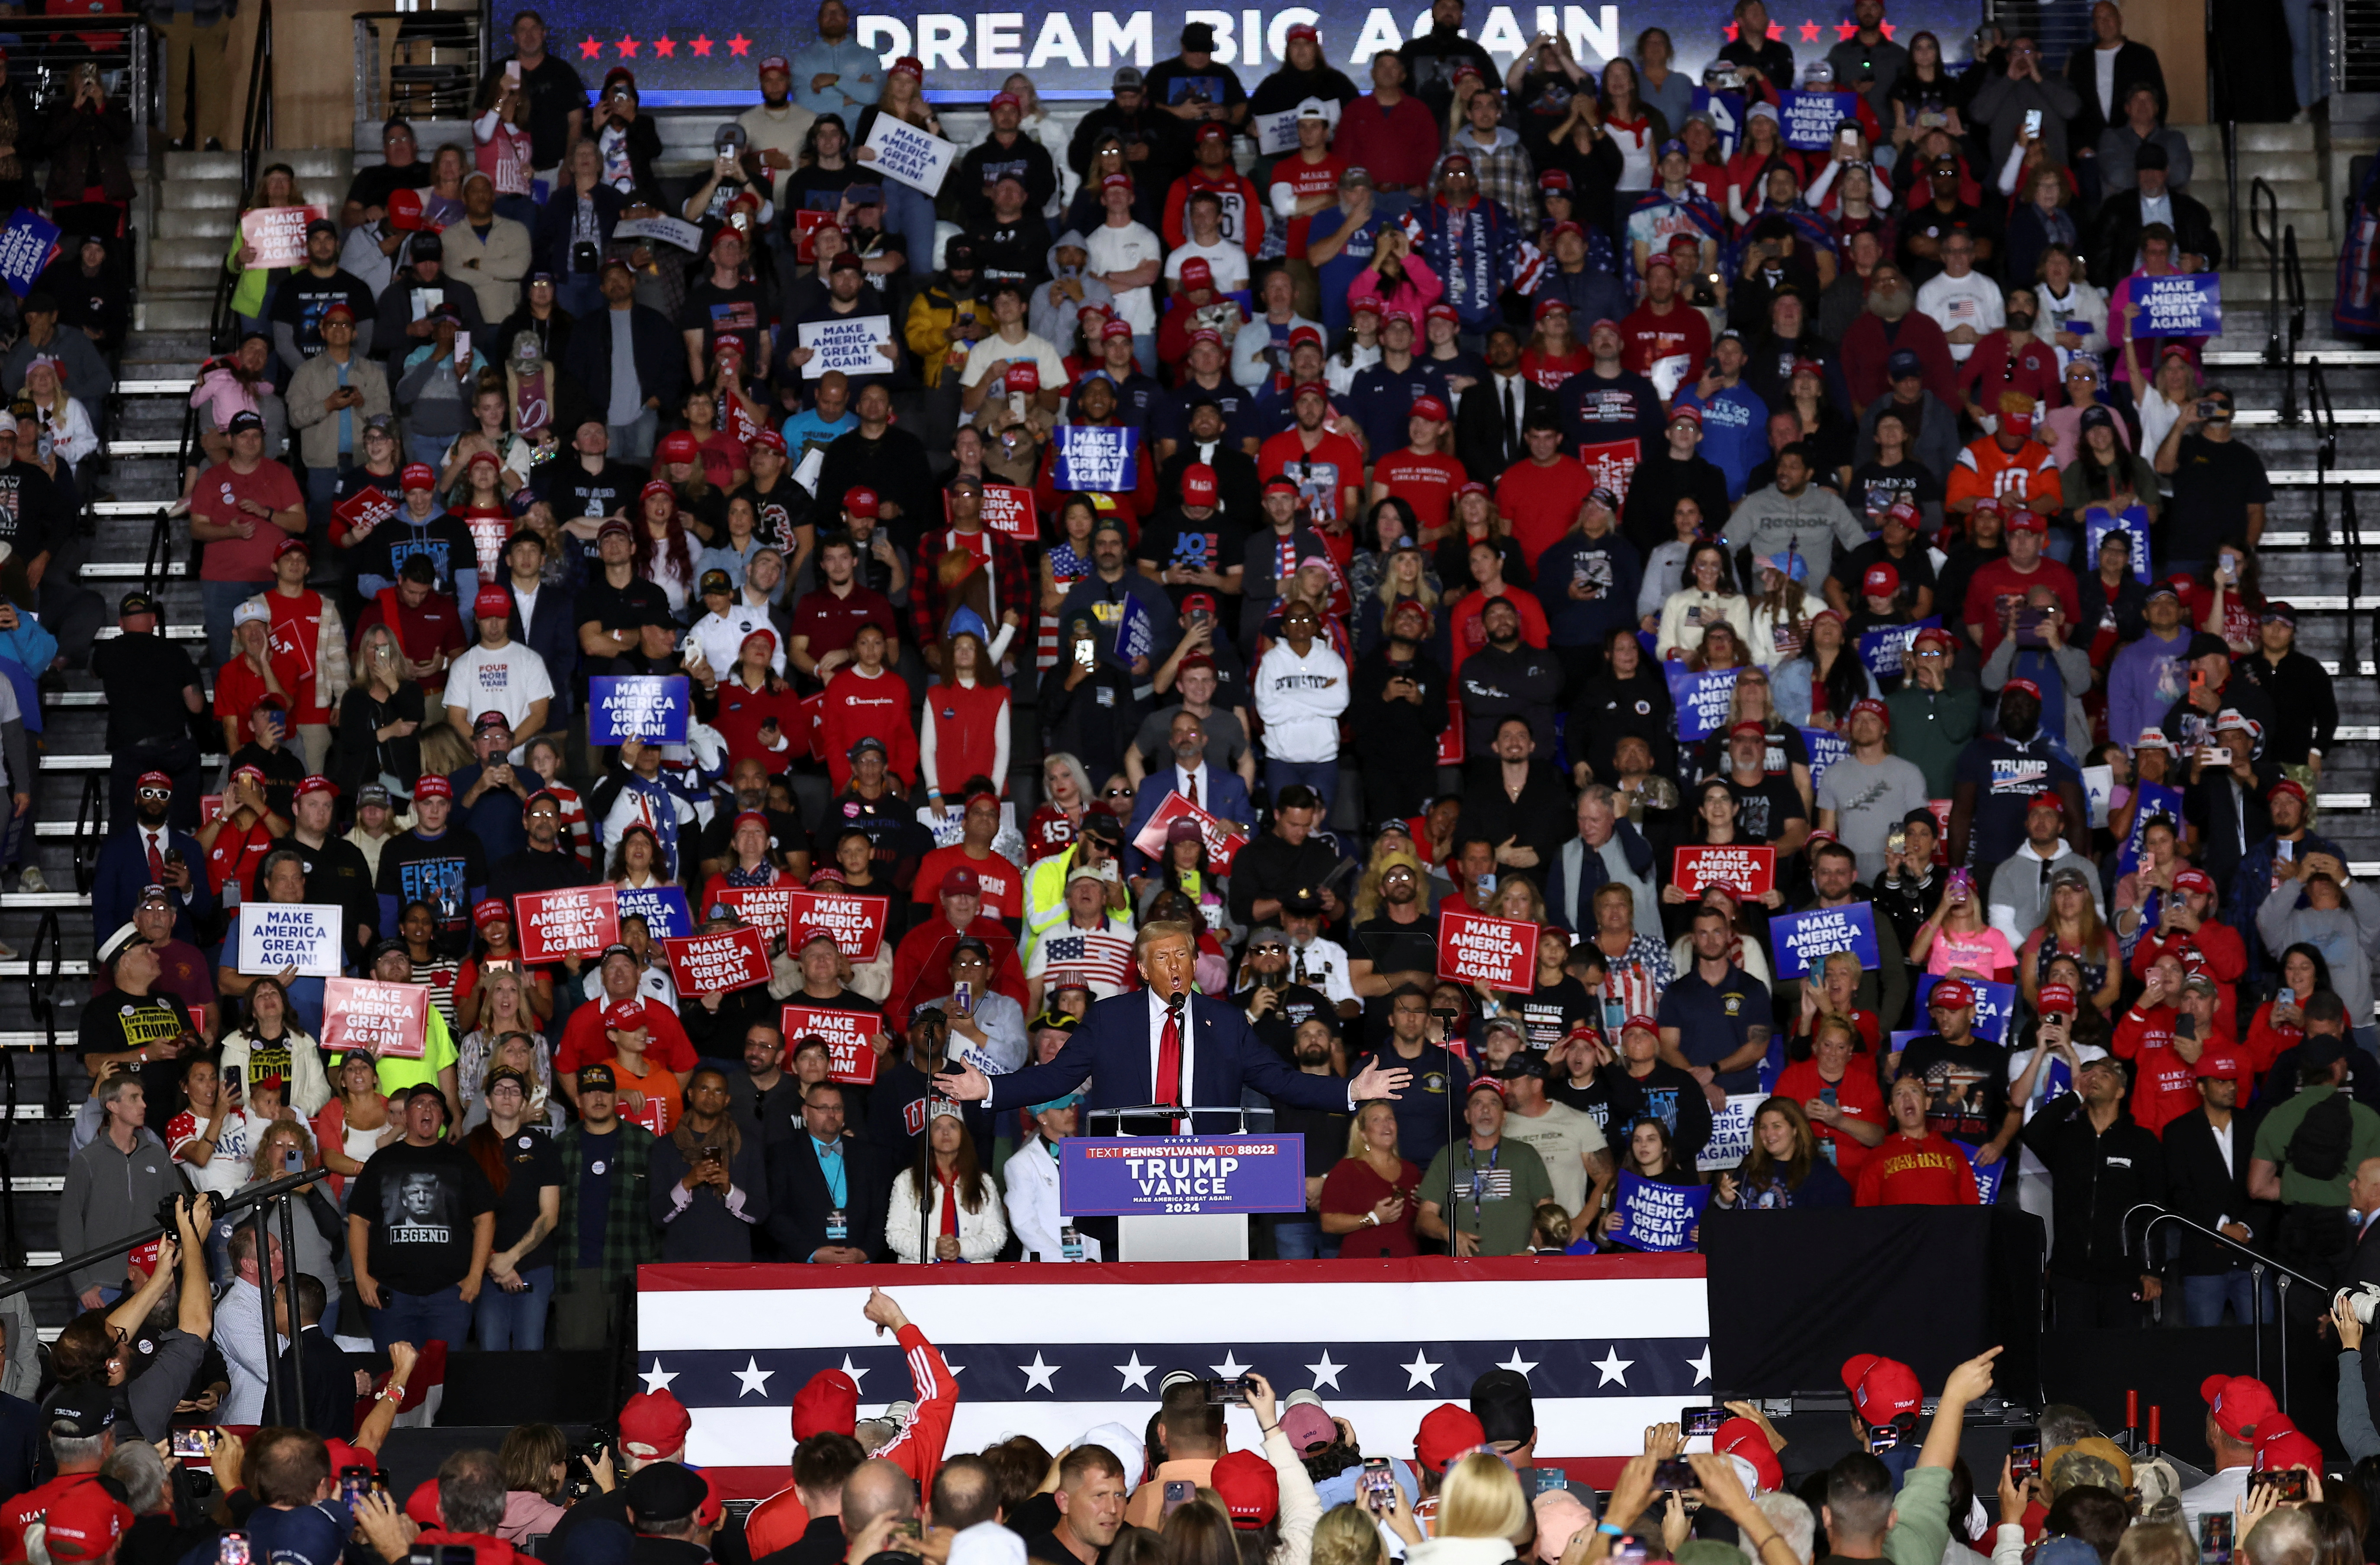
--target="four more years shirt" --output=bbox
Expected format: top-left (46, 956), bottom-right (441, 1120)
top-left (346, 1140), bottom-right (497, 1296)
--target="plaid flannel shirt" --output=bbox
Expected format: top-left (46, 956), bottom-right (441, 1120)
top-left (557, 1119), bottom-right (657, 1291)
top-left (1454, 132), bottom-right (1541, 235)
top-left (911, 525), bottom-right (1037, 650)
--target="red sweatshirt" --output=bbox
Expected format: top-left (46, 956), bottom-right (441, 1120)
top-left (746, 1323), bottom-right (960, 1557)
top-left (2131, 921), bottom-right (2248, 1037)
top-left (2110, 1001), bottom-right (2198, 1134)
top-left (1853, 1132), bottom-right (1980, 1205)
top-left (817, 668), bottom-right (919, 793)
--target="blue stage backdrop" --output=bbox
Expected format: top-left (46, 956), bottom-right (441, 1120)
top-left (531, 2), bottom-right (1981, 104)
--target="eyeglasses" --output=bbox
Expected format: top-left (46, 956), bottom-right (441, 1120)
top-left (1103, 785), bottom-right (1134, 798)
top-left (135, 787), bottom-right (170, 800)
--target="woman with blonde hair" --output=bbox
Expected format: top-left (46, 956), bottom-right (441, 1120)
top-left (1424, 1453), bottom-right (1529, 1558)
top-left (1745, 554), bottom-right (1815, 669)
top-left (1027, 752), bottom-right (1095, 860)
top-left (1312, 1502), bottom-right (1419, 1565)
top-left (1491, 878), bottom-right (1547, 925)
top-left (1320, 1100), bottom-right (1421, 1257)
top-left (852, 58), bottom-right (944, 280)
top-left (21, 358), bottom-right (97, 475)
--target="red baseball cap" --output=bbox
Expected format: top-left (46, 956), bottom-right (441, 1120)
top-left (2258, 1415), bottom-right (2324, 1472)
top-left (2196, 1043), bottom-right (2251, 1080)
top-left (1842, 1353), bottom-right (1923, 1427)
top-left (619, 1388), bottom-right (693, 1458)
top-left (1862, 562), bottom-right (1900, 596)
top-left (2037, 982), bottom-right (2077, 1016)
top-left (1210, 1449), bottom-right (1280, 1529)
top-left (941, 867), bottom-right (981, 898)
top-left (1414, 1404), bottom-right (1487, 1473)
top-left (791, 1367), bottom-right (859, 1439)
top-left (2003, 678), bottom-right (2042, 699)
top-left (401, 462), bottom-right (437, 491)
top-left (404, 1479), bottom-right (444, 1527)
top-left (1668, 403), bottom-right (1702, 427)
top-left (1410, 395), bottom-right (1450, 422)
top-left (2174, 867), bottom-right (2216, 896)
top-left (1714, 1417), bottom-right (1783, 1493)
top-left (1425, 302), bottom-right (1460, 325)
top-left (844, 486), bottom-right (880, 518)
top-left (1183, 464), bottom-right (1219, 505)
top-left (1846, 697), bottom-right (1889, 729)
top-left (473, 585), bottom-right (512, 620)
top-left (1727, 720), bottom-right (1768, 742)
top-left (2202, 1374), bottom-right (2279, 1442)
top-left (1180, 257), bottom-right (1214, 288)
top-left (658, 430), bottom-right (699, 465)
top-left (413, 773), bottom-right (453, 802)
top-left (473, 898), bottom-right (511, 930)
top-left (2005, 510), bottom-right (2049, 533)
top-left (1928, 979), bottom-right (1976, 1012)
top-left (2271, 778), bottom-right (2308, 805)
top-left (44, 1485), bottom-right (131, 1562)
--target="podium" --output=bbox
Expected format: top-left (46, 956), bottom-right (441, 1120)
top-left (1068, 1108), bottom-right (1305, 1263)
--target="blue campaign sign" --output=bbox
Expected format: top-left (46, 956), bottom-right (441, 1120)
top-left (2133, 272), bottom-right (2222, 337)
top-left (1613, 1171), bottom-right (1711, 1251)
top-left (1800, 725), bottom-right (1848, 790)
top-left (1054, 424), bottom-right (1139, 491)
top-left (1858, 617), bottom-right (1938, 681)
top-left (588, 676), bottom-right (691, 745)
top-left (1116, 592), bottom-right (1155, 662)
top-left (1058, 1135), bottom-right (1307, 1216)
top-left (1915, 973), bottom-right (2019, 1043)
top-left (1666, 663), bottom-right (1741, 741)
top-left (2119, 780), bottom-right (2185, 875)
top-left (1952, 1139), bottom-right (2007, 1205)
top-left (0, 210), bottom-right (59, 299)
top-left (1769, 902), bottom-right (1880, 979)
top-left (1690, 86), bottom-right (1745, 157)
top-left (617, 885), bottom-right (694, 941)
top-left (1776, 90), bottom-right (1845, 151)
top-left (2085, 506), bottom-right (2154, 585)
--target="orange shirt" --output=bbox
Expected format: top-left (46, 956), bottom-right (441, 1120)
top-left (1944, 434), bottom-right (2060, 516)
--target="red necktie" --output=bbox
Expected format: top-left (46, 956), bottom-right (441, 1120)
top-left (145, 832), bottom-right (164, 884)
top-left (1155, 1002), bottom-right (1183, 1109)
top-left (1186, 771), bottom-right (1199, 808)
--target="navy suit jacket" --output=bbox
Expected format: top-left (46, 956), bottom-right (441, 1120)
top-left (1125, 765), bottom-right (1256, 875)
top-left (984, 990), bottom-right (1351, 1129)
top-left (92, 826), bottom-right (216, 945)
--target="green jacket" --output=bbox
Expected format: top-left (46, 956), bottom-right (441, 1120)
top-left (1885, 683), bottom-right (1982, 799)
top-left (1884, 1464), bottom-right (1954, 1565)
top-left (2250, 1084), bottom-right (2380, 1208)
top-left (557, 1118), bottom-right (658, 1290)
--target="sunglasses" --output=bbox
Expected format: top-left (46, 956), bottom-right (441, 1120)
top-left (136, 787), bottom-right (171, 800)
top-left (1103, 786), bottom-right (1134, 798)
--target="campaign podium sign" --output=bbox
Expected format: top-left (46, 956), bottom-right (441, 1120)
top-left (1059, 1136), bottom-right (1307, 1216)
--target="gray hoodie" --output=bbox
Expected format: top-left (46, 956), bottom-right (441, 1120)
top-left (60, 1126), bottom-right (187, 1296)
top-left (1723, 482), bottom-right (1871, 590)
top-left (1029, 231), bottom-right (1115, 353)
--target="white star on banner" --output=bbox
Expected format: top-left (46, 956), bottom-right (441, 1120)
top-left (1020, 1353), bottom-right (1060, 1392)
top-left (734, 1358), bottom-right (774, 1398)
top-left (1496, 1349), bottom-right (1539, 1378)
top-left (1687, 1346), bottom-right (1712, 1385)
top-left (1116, 1352), bottom-right (1154, 1391)
top-left (1592, 1348), bottom-right (1634, 1387)
top-left (1210, 1351), bottom-right (1251, 1379)
top-left (1402, 1350), bottom-right (1443, 1390)
top-left (640, 1359), bottom-right (679, 1395)
top-left (1305, 1352), bottom-right (1346, 1391)
top-left (839, 1354), bottom-right (871, 1388)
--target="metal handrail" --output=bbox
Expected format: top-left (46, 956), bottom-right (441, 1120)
top-left (68, 773), bottom-right (102, 896)
top-left (2312, 357), bottom-right (2376, 706)
top-left (2225, 122), bottom-right (2242, 281)
top-left (351, 9), bottom-right (491, 126)
top-left (2250, 177), bottom-right (2286, 369)
top-left (22, 908), bottom-right (61, 1119)
top-left (2127, 1203), bottom-right (2319, 1402)
top-left (236, 0), bottom-right (272, 197)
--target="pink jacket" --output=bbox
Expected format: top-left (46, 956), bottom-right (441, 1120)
top-left (1353, 252), bottom-right (1442, 315)
top-left (496, 1491), bottom-right (566, 1544)
top-left (189, 362), bottom-right (268, 431)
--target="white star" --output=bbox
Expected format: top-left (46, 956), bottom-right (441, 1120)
top-left (640, 1359), bottom-right (679, 1395)
top-left (1116, 1352), bottom-right (1154, 1391)
top-left (839, 1353), bottom-right (871, 1388)
top-left (734, 1357), bottom-right (774, 1398)
top-left (1592, 1348), bottom-right (1634, 1388)
top-left (1305, 1352), bottom-right (1346, 1392)
top-left (1496, 1349), bottom-right (1539, 1379)
top-left (1687, 1346), bottom-right (1712, 1385)
top-left (1210, 1350), bottom-right (1250, 1380)
top-left (946, 1360), bottom-right (965, 1376)
top-left (1401, 1349), bottom-right (1443, 1390)
top-left (1019, 1352), bottom-right (1060, 1393)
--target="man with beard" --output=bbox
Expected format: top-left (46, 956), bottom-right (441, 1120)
top-left (1125, 711), bottom-right (1256, 867)
top-left (535, 419), bottom-right (645, 571)
top-left (1396, 0), bottom-right (1497, 124)
top-left (1349, 599), bottom-right (1449, 820)
top-left (1460, 716), bottom-right (1572, 888)
top-left (1553, 321), bottom-right (1665, 519)
top-left (268, 220), bottom-right (380, 374)
top-left (1949, 681), bottom-right (2089, 886)
top-left (1236, 929), bottom-right (1335, 1055)
top-left (489, 788), bottom-right (597, 901)
top-left (737, 55), bottom-right (816, 212)
top-left (1720, 720), bottom-right (1810, 856)
top-left (1262, 1012), bottom-right (1351, 1257)
top-left (1228, 785), bottom-right (1341, 931)
top-left (1354, 985), bottom-right (1471, 1168)
top-left (1841, 265), bottom-right (1956, 412)
top-left (1257, 384), bottom-right (1366, 530)
top-left (814, 383), bottom-right (933, 541)
top-left (1348, 853), bottom-right (1438, 1008)
top-left (1724, 443), bottom-right (1870, 590)
top-left (93, 771), bottom-right (215, 948)
top-left (787, 253), bottom-right (900, 400)
top-left (1060, 514), bottom-right (1176, 675)
top-left (1457, 597), bottom-right (1563, 758)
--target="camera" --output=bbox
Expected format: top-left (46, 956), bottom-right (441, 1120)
top-left (1681, 1405), bottom-right (1728, 1437)
top-left (1202, 1375), bottom-right (1254, 1404)
top-left (572, 241), bottom-right (599, 273)
top-left (2336, 1282), bottom-right (2380, 1325)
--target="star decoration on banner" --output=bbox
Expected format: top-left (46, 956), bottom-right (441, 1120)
top-left (690, 34), bottom-right (714, 54)
top-left (653, 36), bottom-right (676, 56)
top-left (1723, 20), bottom-right (1788, 40)
top-left (1305, 1352), bottom-right (1346, 1392)
top-left (1798, 22), bottom-right (1820, 40)
top-left (839, 1354), bottom-right (871, 1388)
top-left (1402, 1349), bottom-right (1443, 1390)
top-left (1836, 21), bottom-right (1860, 37)
top-left (1116, 1352), bottom-right (1154, 1392)
top-left (1688, 1347), bottom-right (1713, 1385)
top-left (1496, 1349), bottom-right (1540, 1378)
top-left (640, 1359), bottom-right (679, 1395)
top-left (727, 34), bottom-right (751, 55)
top-left (616, 32), bottom-right (638, 55)
top-left (735, 1358), bottom-right (775, 1398)
top-left (946, 1361), bottom-right (966, 1377)
top-left (1593, 1348), bottom-right (1634, 1387)
top-left (577, 37), bottom-right (601, 57)
top-left (1210, 1351), bottom-right (1251, 1380)
top-left (1020, 1353), bottom-right (1060, 1392)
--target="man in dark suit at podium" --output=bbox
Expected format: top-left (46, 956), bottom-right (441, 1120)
top-left (938, 922), bottom-right (1410, 1127)
top-left (765, 1081), bottom-right (890, 1263)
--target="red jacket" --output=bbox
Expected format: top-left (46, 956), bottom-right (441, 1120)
top-left (817, 669), bottom-right (920, 794)
top-left (1161, 167), bottom-right (1265, 256)
top-left (746, 1324), bottom-right (960, 1557)
top-left (2130, 920), bottom-right (2248, 1036)
top-left (708, 674), bottom-right (805, 773)
top-left (2110, 1001), bottom-right (2226, 1135)
top-left (1840, 310), bottom-right (1958, 411)
top-left (888, 913), bottom-right (1028, 1026)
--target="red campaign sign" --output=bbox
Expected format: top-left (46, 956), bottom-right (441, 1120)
top-left (1129, 791), bottom-right (1250, 874)
top-left (981, 483), bottom-right (1036, 539)
top-left (1435, 906), bottom-right (1539, 994)
top-left (664, 926), bottom-right (773, 994)
top-left (1576, 439), bottom-right (1642, 505)
top-left (782, 1003), bottom-right (884, 1085)
top-left (1672, 845), bottom-right (1777, 897)
top-left (799, 691), bottom-right (826, 762)
top-left (782, 889), bottom-right (891, 963)
top-left (718, 885), bottom-right (802, 942)
top-left (1437, 697), bottom-right (1465, 766)
top-left (514, 884), bottom-right (621, 963)
top-left (333, 485), bottom-right (398, 540)
top-left (322, 977), bottom-right (429, 1060)
top-left (792, 209), bottom-right (840, 262)
top-left (1927, 799), bottom-right (1953, 865)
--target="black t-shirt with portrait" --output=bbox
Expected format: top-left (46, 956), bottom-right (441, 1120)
top-left (1546, 1068), bottom-right (1644, 1141)
top-left (1515, 977), bottom-right (1597, 1053)
top-left (1894, 1033), bottom-right (2011, 1144)
top-left (347, 1141), bottom-right (498, 1294)
top-left (1727, 774), bottom-right (1808, 845)
top-left (1237, 980), bottom-right (1332, 1059)
top-left (484, 1125), bottom-right (564, 1270)
top-left (0, 459), bottom-right (71, 564)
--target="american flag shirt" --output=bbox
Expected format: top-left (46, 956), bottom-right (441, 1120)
top-left (1029, 923), bottom-right (1139, 998)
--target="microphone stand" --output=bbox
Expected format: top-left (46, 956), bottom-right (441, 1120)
top-left (913, 1011), bottom-right (949, 1266)
top-left (1431, 1006), bottom-right (1462, 1258)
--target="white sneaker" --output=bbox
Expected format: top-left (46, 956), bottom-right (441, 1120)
top-left (16, 867), bottom-right (47, 894)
